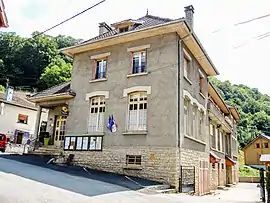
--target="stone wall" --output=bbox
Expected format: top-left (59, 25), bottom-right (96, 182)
top-left (180, 148), bottom-right (209, 194)
top-left (210, 163), bottom-right (218, 190)
top-left (64, 146), bottom-right (180, 188)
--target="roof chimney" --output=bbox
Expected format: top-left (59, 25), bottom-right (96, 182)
top-left (98, 22), bottom-right (112, 35)
top-left (184, 5), bottom-right (194, 29)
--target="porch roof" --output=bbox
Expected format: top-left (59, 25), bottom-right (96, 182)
top-left (210, 151), bottom-right (221, 163)
top-left (225, 155), bottom-right (236, 166)
top-left (27, 82), bottom-right (75, 103)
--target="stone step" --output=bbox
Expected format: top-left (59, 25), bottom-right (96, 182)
top-left (226, 184), bottom-right (233, 187)
top-left (156, 188), bottom-right (176, 194)
top-left (143, 184), bottom-right (171, 190)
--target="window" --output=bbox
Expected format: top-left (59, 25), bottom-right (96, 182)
top-left (212, 163), bottom-right (215, 169)
top-left (127, 92), bottom-right (147, 131)
top-left (219, 131), bottom-right (223, 152)
top-left (183, 49), bottom-right (191, 80)
top-left (199, 75), bottom-right (204, 93)
top-left (199, 111), bottom-right (204, 137)
top-left (265, 143), bottom-right (269, 148)
top-left (126, 155), bottom-right (141, 165)
top-left (94, 59), bottom-right (107, 79)
top-left (210, 124), bottom-right (216, 149)
top-left (215, 128), bottom-right (219, 150)
top-left (18, 114), bottom-right (28, 124)
top-left (132, 51), bottom-right (146, 74)
top-left (192, 105), bottom-right (197, 138)
top-left (221, 163), bottom-right (224, 169)
top-left (183, 57), bottom-right (189, 78)
top-left (119, 26), bottom-right (129, 33)
top-left (88, 96), bottom-right (105, 132)
top-left (256, 143), bottom-right (260, 148)
top-left (184, 99), bottom-right (189, 135)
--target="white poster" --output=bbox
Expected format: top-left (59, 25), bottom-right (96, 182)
top-left (70, 137), bottom-right (76, 150)
top-left (64, 137), bottom-right (70, 150)
top-left (89, 137), bottom-right (97, 150)
top-left (76, 137), bottom-right (83, 150)
top-left (82, 137), bottom-right (89, 150)
top-left (96, 137), bottom-right (102, 150)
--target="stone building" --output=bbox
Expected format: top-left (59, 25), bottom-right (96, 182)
top-left (208, 82), bottom-right (240, 190)
top-left (29, 5), bottom-right (240, 195)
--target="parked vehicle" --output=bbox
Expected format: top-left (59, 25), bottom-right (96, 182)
top-left (0, 133), bottom-right (7, 152)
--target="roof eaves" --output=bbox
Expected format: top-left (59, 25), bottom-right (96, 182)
top-left (60, 18), bottom-right (185, 55)
top-left (183, 20), bottom-right (219, 75)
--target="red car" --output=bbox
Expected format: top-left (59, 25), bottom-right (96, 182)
top-left (0, 133), bottom-right (7, 152)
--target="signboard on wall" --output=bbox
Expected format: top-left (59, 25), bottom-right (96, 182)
top-left (61, 106), bottom-right (69, 116)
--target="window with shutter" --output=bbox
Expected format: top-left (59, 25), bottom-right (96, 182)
top-left (88, 96), bottom-right (105, 132)
top-left (128, 92), bottom-right (147, 131)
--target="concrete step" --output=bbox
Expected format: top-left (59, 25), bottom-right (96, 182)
top-left (217, 186), bottom-right (227, 190)
top-left (226, 184), bottom-right (233, 187)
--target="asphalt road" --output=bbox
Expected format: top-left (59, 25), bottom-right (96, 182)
top-left (0, 154), bottom-right (261, 203)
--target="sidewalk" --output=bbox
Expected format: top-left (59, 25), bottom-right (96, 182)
top-left (154, 183), bottom-right (261, 203)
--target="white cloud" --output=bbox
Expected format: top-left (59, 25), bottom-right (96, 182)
top-left (3, 0), bottom-right (270, 94)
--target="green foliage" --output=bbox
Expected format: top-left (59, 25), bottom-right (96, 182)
top-left (0, 85), bottom-right (5, 93)
top-left (210, 77), bottom-right (270, 148)
top-left (239, 164), bottom-right (259, 177)
top-left (40, 56), bottom-right (72, 89)
top-left (0, 32), bottom-right (82, 90)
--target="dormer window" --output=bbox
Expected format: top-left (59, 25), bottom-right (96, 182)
top-left (119, 26), bottom-right (129, 33)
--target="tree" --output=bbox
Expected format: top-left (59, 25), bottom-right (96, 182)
top-left (40, 56), bottom-right (72, 89)
top-left (0, 85), bottom-right (5, 93)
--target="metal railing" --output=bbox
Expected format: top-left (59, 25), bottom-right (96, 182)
top-left (22, 138), bottom-right (40, 154)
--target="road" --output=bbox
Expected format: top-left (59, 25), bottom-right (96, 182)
top-left (0, 154), bottom-right (261, 203)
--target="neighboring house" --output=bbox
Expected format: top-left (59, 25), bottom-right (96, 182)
top-left (208, 82), bottom-right (240, 190)
top-left (0, 0), bottom-right (8, 28)
top-left (0, 91), bottom-right (48, 144)
top-left (29, 5), bottom-right (240, 195)
top-left (27, 82), bottom-right (75, 147)
top-left (243, 134), bottom-right (270, 168)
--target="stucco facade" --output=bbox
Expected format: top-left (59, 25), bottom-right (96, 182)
top-left (0, 102), bottom-right (48, 140)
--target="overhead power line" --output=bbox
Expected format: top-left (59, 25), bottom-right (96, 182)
top-left (32, 0), bottom-right (106, 38)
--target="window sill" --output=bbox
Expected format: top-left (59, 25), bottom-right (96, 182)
top-left (211, 147), bottom-right (225, 155)
top-left (199, 92), bottom-right (206, 99)
top-left (90, 78), bottom-right (107, 83)
top-left (127, 72), bottom-right (148, 78)
top-left (184, 76), bottom-right (192, 85)
top-left (184, 134), bottom-right (206, 145)
top-left (122, 131), bottom-right (147, 135)
top-left (123, 165), bottom-right (143, 170)
top-left (84, 132), bottom-right (104, 136)
top-left (17, 122), bottom-right (28, 125)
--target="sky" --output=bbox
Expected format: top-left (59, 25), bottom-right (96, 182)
top-left (3, 0), bottom-right (270, 95)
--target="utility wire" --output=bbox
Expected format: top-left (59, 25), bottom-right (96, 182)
top-left (32, 0), bottom-right (106, 38)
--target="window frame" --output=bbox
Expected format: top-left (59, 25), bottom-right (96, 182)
top-left (127, 91), bottom-right (148, 132)
top-left (126, 155), bottom-right (142, 166)
top-left (88, 96), bottom-right (106, 133)
top-left (93, 58), bottom-right (107, 80)
top-left (256, 143), bottom-right (260, 148)
top-left (265, 143), bottom-right (269, 148)
top-left (131, 50), bottom-right (147, 75)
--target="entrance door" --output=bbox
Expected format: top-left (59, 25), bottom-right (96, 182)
top-left (54, 116), bottom-right (67, 147)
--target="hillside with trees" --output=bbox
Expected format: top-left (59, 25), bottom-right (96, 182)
top-left (210, 77), bottom-right (270, 148)
top-left (0, 32), bottom-right (268, 149)
top-left (0, 32), bottom-right (82, 91)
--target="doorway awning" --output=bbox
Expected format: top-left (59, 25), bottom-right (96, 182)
top-left (225, 155), bottom-right (236, 166)
top-left (210, 151), bottom-right (221, 163)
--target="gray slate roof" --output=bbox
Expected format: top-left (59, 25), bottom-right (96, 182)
top-left (29, 81), bottom-right (71, 99)
top-left (0, 91), bottom-right (36, 110)
top-left (82, 15), bottom-right (181, 44)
